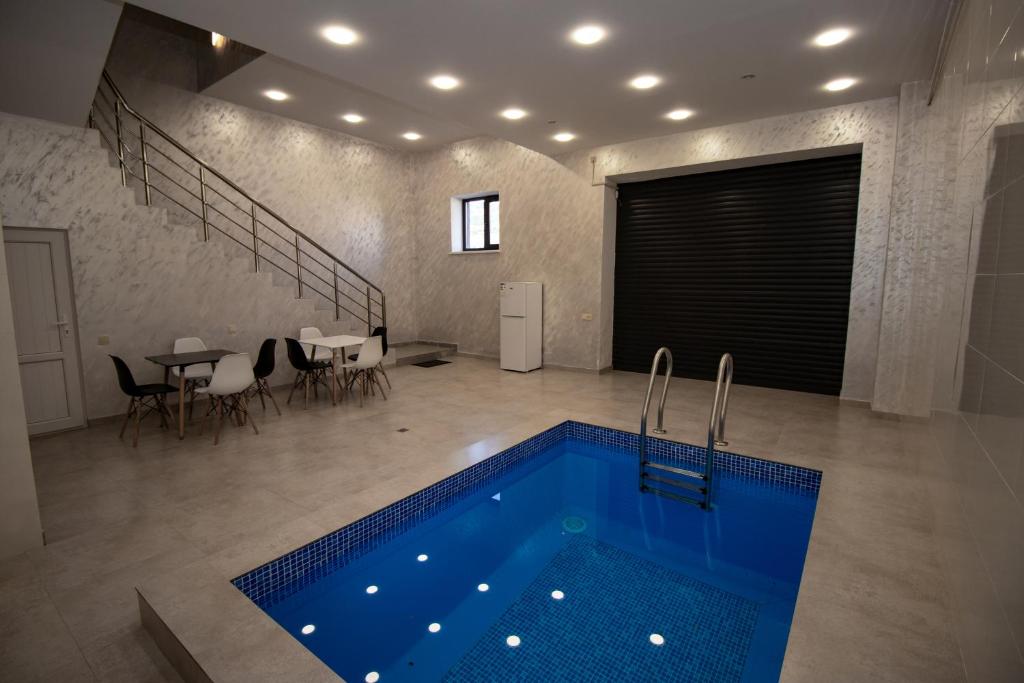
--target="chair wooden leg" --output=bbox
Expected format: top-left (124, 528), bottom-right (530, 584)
top-left (378, 363), bottom-right (392, 390)
top-left (243, 395), bottom-right (259, 435)
top-left (132, 402), bottom-right (141, 447)
top-left (157, 397), bottom-right (169, 429)
top-left (264, 381), bottom-right (282, 416)
top-left (373, 371), bottom-right (388, 400)
top-left (213, 398), bottom-right (224, 445)
top-left (119, 398), bottom-right (134, 439)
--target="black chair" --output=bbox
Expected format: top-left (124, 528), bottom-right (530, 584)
top-left (110, 355), bottom-right (176, 447)
top-left (285, 337), bottom-right (332, 409)
top-left (348, 326), bottom-right (391, 389)
top-left (248, 338), bottom-right (281, 416)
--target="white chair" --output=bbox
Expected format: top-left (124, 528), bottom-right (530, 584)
top-left (171, 337), bottom-right (213, 420)
top-left (299, 327), bottom-right (332, 363)
top-left (197, 353), bottom-right (258, 444)
top-left (342, 335), bottom-right (387, 407)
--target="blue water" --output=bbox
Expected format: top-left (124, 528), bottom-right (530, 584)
top-left (264, 439), bottom-right (817, 682)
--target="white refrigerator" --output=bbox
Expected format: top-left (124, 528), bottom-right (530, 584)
top-left (500, 282), bottom-right (542, 372)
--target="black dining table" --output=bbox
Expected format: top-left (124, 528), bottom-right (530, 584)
top-left (145, 349), bottom-right (235, 439)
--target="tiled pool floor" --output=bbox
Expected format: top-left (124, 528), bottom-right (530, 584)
top-left (445, 535), bottom-right (759, 683)
top-left (0, 357), bottom-right (963, 681)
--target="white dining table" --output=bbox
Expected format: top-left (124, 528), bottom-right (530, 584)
top-left (302, 334), bottom-right (366, 405)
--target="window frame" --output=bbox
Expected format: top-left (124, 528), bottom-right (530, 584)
top-left (461, 194), bottom-right (500, 251)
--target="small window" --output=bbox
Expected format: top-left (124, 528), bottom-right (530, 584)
top-left (462, 195), bottom-right (499, 250)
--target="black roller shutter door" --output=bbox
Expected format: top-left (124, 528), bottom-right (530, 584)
top-left (613, 153), bottom-right (861, 395)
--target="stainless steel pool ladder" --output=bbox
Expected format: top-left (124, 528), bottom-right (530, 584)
top-left (638, 350), bottom-right (734, 511)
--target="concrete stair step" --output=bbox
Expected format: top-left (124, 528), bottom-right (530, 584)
top-left (392, 343), bottom-right (457, 366)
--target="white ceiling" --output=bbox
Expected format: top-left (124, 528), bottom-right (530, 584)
top-left (202, 56), bottom-right (475, 149)
top-left (128, 0), bottom-right (948, 154)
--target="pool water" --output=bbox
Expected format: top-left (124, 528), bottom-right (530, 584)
top-left (259, 438), bottom-right (818, 682)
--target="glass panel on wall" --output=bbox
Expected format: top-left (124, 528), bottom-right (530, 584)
top-left (466, 199), bottom-right (485, 249)
top-left (489, 199), bottom-right (500, 245)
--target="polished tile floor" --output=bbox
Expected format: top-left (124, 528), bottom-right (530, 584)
top-left (0, 357), bottom-right (965, 682)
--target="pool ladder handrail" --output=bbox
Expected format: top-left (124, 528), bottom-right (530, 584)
top-left (703, 353), bottom-right (734, 508)
top-left (638, 350), bottom-right (733, 511)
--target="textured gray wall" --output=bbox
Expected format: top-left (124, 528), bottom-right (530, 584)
top-left (418, 98), bottom-right (900, 400)
top-left (115, 77), bottom-right (419, 345)
top-left (413, 137), bottom-right (604, 369)
top-left (0, 112), bottom-right (361, 418)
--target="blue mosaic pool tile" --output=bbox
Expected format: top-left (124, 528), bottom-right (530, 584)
top-left (444, 534), bottom-right (758, 682)
top-left (233, 420), bottom-right (821, 607)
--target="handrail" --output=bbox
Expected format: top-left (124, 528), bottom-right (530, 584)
top-left (638, 347), bottom-right (673, 490)
top-left (704, 353), bottom-right (734, 509)
top-left (89, 70), bottom-right (385, 332)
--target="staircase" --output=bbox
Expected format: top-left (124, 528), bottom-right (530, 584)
top-left (88, 71), bottom-right (385, 334)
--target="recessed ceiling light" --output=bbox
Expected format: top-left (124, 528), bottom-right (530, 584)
top-left (428, 622), bottom-right (442, 633)
top-left (402, 131), bottom-right (423, 141)
top-left (364, 673), bottom-right (379, 683)
top-left (551, 590), bottom-right (565, 600)
top-left (263, 89), bottom-right (289, 101)
top-left (322, 25), bottom-right (359, 45)
top-left (666, 109), bottom-right (694, 121)
top-left (649, 633), bottom-right (665, 646)
top-left (506, 635), bottom-right (521, 647)
top-left (429, 74), bottom-right (461, 90)
top-left (301, 624), bottom-right (315, 635)
top-left (500, 108), bottom-right (527, 120)
top-left (365, 584), bottom-right (378, 594)
top-left (477, 583), bottom-right (490, 592)
top-left (416, 552), bottom-right (429, 559)
top-left (629, 74), bottom-right (661, 90)
top-left (813, 27), bottom-right (853, 47)
top-left (824, 77), bottom-right (857, 92)
top-left (552, 132), bottom-right (575, 142)
top-left (570, 24), bottom-right (606, 45)
top-left (342, 113), bottom-right (364, 124)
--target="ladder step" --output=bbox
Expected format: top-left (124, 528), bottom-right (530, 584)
top-left (642, 472), bottom-right (706, 493)
top-left (641, 484), bottom-right (707, 509)
top-left (645, 461), bottom-right (706, 480)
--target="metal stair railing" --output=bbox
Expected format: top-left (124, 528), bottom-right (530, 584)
top-left (87, 70), bottom-right (385, 332)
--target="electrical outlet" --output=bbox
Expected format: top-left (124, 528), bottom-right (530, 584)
top-left (581, 312), bottom-right (593, 321)
top-left (97, 335), bottom-right (109, 346)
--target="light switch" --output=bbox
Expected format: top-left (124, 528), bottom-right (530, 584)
top-left (97, 335), bottom-right (110, 346)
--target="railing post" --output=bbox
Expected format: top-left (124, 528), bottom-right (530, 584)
top-left (380, 292), bottom-right (386, 328)
top-left (198, 166), bottom-right (210, 241)
top-left (113, 100), bottom-right (126, 186)
top-left (333, 263), bottom-right (340, 321)
top-left (366, 287), bottom-right (372, 335)
top-left (139, 123), bottom-right (152, 206)
top-left (295, 235), bottom-right (303, 298)
top-left (250, 203), bottom-right (260, 272)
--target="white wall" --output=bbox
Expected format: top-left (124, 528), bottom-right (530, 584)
top-left (921, 0), bottom-right (1024, 680)
top-left (0, 214), bottom-right (44, 559)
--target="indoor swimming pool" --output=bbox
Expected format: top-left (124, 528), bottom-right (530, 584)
top-left (233, 422), bottom-right (820, 682)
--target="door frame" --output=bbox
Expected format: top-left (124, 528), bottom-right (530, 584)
top-left (3, 227), bottom-right (87, 435)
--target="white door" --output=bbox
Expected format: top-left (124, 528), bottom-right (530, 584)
top-left (4, 228), bottom-right (85, 434)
